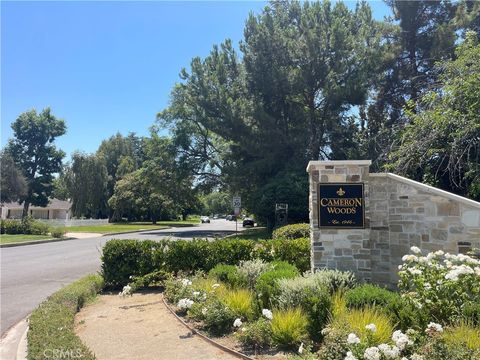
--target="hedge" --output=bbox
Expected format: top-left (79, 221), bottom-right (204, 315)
top-left (102, 237), bottom-right (310, 288)
top-left (28, 274), bottom-right (103, 360)
top-left (0, 217), bottom-right (50, 235)
top-left (272, 223), bottom-right (310, 240)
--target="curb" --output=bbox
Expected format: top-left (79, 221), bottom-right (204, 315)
top-left (100, 227), bottom-right (170, 236)
top-left (0, 316), bottom-right (28, 360)
top-left (0, 237), bottom-right (76, 248)
top-left (161, 295), bottom-right (255, 360)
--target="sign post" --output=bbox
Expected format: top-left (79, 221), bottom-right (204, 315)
top-left (233, 196), bottom-right (241, 234)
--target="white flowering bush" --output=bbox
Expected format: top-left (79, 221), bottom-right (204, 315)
top-left (398, 247), bottom-right (480, 323)
top-left (118, 284), bottom-right (132, 297)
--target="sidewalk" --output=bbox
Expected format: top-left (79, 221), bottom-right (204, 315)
top-left (75, 293), bottom-right (239, 360)
top-left (0, 318), bottom-right (28, 360)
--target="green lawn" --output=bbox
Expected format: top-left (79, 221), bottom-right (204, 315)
top-left (66, 220), bottom-right (198, 234)
top-left (0, 234), bottom-right (54, 244)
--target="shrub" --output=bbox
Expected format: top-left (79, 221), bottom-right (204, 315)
top-left (2, 219), bottom-right (23, 234)
top-left (202, 298), bottom-right (236, 335)
top-left (310, 270), bottom-right (356, 294)
top-left (317, 325), bottom-right (350, 360)
top-left (255, 265), bottom-right (299, 308)
top-left (277, 275), bottom-right (332, 341)
top-left (164, 276), bottom-right (194, 304)
top-left (331, 306), bottom-right (394, 344)
top-left (209, 264), bottom-right (246, 288)
top-left (272, 223), bottom-right (310, 240)
top-left (101, 239), bottom-right (166, 288)
top-left (237, 318), bottom-right (273, 350)
top-left (207, 240), bottom-right (255, 269)
top-left (50, 227), bottom-right (66, 238)
top-left (27, 219), bottom-right (50, 235)
top-left (387, 295), bottom-right (428, 331)
top-left (165, 239), bottom-right (211, 272)
top-left (345, 284), bottom-right (398, 309)
top-left (128, 270), bottom-right (169, 292)
top-left (271, 308), bottom-right (309, 348)
top-left (219, 288), bottom-right (254, 320)
top-left (28, 274), bottom-right (103, 360)
top-left (464, 302), bottom-right (480, 325)
top-left (442, 322), bottom-right (480, 351)
top-left (270, 238), bottom-right (310, 272)
top-left (398, 248), bottom-right (480, 324)
top-left (237, 259), bottom-right (272, 289)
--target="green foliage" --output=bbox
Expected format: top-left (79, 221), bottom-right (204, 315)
top-left (219, 288), bottom-right (254, 320)
top-left (236, 259), bottom-right (272, 289)
top-left (442, 322), bottom-right (480, 351)
top-left (200, 191), bottom-right (231, 215)
top-left (1, 217), bottom-right (50, 235)
top-left (255, 264), bottom-right (299, 308)
top-left (128, 270), bottom-right (169, 292)
top-left (6, 108), bottom-right (66, 216)
top-left (65, 152), bottom-right (109, 218)
top-left (201, 298), bottom-right (236, 335)
top-left (0, 151), bottom-right (27, 203)
top-left (331, 306), bottom-right (394, 345)
top-left (272, 223), bottom-right (310, 240)
top-left (389, 32), bottom-right (480, 200)
top-left (270, 308), bottom-right (309, 349)
top-left (276, 275), bottom-right (332, 341)
top-left (101, 239), bottom-right (166, 288)
top-left (50, 227), bottom-right (66, 238)
top-left (345, 284), bottom-right (399, 309)
top-left (209, 264), bottom-right (246, 288)
top-left (28, 274), bottom-right (103, 360)
top-left (237, 318), bottom-right (273, 350)
top-left (270, 238), bottom-right (311, 273)
top-left (398, 249), bottom-right (480, 324)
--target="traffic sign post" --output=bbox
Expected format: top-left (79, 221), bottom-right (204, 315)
top-left (233, 196), bottom-right (241, 234)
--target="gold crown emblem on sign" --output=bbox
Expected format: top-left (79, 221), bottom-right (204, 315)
top-left (336, 187), bottom-right (346, 196)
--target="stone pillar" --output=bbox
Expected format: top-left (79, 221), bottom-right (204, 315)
top-left (307, 160), bottom-right (372, 281)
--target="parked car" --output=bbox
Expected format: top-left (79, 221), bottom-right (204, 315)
top-left (242, 218), bottom-right (254, 227)
top-left (201, 216), bottom-right (210, 223)
top-left (226, 215), bottom-right (237, 221)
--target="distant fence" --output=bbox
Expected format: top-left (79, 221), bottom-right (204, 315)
top-left (37, 219), bottom-right (109, 227)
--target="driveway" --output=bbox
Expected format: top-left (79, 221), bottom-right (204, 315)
top-left (0, 219), bottom-right (242, 336)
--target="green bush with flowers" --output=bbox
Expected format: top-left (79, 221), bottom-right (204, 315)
top-left (398, 247), bottom-right (480, 324)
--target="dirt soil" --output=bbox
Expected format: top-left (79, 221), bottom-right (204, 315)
top-left (75, 292), bottom-right (239, 360)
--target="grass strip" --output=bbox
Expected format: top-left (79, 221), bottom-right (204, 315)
top-left (28, 274), bottom-right (104, 360)
top-left (0, 234), bottom-right (54, 244)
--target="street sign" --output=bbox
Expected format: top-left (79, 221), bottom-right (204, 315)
top-left (232, 196), bottom-right (241, 208)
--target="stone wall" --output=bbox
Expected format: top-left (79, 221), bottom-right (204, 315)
top-left (369, 173), bottom-right (480, 286)
top-left (308, 160), bottom-right (373, 282)
top-left (308, 160), bottom-right (480, 287)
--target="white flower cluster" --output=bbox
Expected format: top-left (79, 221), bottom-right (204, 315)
top-left (118, 284), bottom-right (132, 297)
top-left (425, 322), bottom-right (443, 334)
top-left (233, 318), bottom-right (243, 328)
top-left (364, 347), bottom-right (381, 360)
top-left (345, 351), bottom-right (357, 360)
top-left (392, 330), bottom-right (413, 350)
top-left (377, 344), bottom-right (400, 359)
top-left (445, 264), bottom-right (475, 281)
top-left (177, 298), bottom-right (194, 309)
top-left (347, 333), bottom-right (360, 344)
top-left (262, 308), bottom-right (273, 320)
top-left (365, 323), bottom-right (377, 333)
top-left (212, 283), bottom-right (220, 289)
top-left (181, 278), bottom-right (192, 286)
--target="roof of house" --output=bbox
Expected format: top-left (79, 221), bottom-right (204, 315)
top-left (1, 198), bottom-right (72, 210)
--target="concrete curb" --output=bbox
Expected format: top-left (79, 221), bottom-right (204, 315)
top-left (162, 295), bottom-right (254, 360)
top-left (0, 237), bottom-right (76, 248)
top-left (0, 317), bottom-right (28, 360)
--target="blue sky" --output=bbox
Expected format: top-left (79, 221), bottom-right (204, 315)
top-left (1, 1), bottom-right (391, 159)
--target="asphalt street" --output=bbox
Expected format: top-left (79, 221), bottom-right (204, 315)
top-left (0, 219), bottom-right (243, 335)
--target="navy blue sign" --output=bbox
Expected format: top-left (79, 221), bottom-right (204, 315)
top-left (318, 183), bottom-right (365, 229)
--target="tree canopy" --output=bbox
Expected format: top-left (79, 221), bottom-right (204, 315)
top-left (5, 108), bottom-right (66, 217)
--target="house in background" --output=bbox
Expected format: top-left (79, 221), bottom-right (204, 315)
top-left (0, 199), bottom-right (73, 220)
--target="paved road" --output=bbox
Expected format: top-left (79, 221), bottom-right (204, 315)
top-left (0, 219), bottom-right (243, 335)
